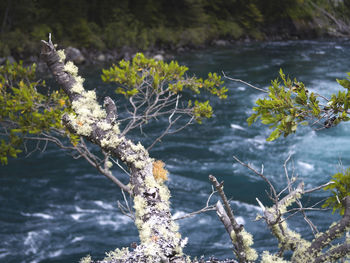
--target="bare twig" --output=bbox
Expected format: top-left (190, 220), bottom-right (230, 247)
top-left (233, 155), bottom-right (278, 200)
top-left (304, 181), bottom-right (335, 194)
top-left (173, 206), bottom-right (216, 221)
top-left (222, 71), bottom-right (268, 93)
top-left (173, 186), bottom-right (217, 220)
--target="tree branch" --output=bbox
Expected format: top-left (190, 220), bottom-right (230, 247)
top-left (209, 174), bottom-right (257, 263)
top-left (293, 196), bottom-right (350, 263)
top-left (41, 37), bottom-right (185, 261)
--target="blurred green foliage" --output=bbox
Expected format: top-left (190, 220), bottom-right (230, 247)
top-left (1, 0), bottom-right (347, 57)
top-left (0, 60), bottom-right (77, 164)
top-left (248, 70), bottom-right (350, 141)
top-left (247, 69), bottom-right (321, 141)
top-left (323, 168), bottom-right (350, 215)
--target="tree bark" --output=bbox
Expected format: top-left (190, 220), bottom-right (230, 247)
top-left (41, 38), bottom-right (184, 262)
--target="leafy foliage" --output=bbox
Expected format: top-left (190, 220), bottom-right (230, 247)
top-left (323, 168), bottom-right (350, 215)
top-left (247, 69), bottom-right (321, 141)
top-left (101, 53), bottom-right (227, 123)
top-left (0, 60), bottom-right (76, 164)
top-left (248, 70), bottom-right (350, 141)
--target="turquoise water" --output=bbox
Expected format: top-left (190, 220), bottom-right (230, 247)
top-left (1, 40), bottom-right (350, 262)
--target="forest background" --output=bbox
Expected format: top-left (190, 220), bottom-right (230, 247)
top-left (2, 0), bottom-right (350, 62)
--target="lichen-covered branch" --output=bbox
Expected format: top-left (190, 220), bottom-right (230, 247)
top-left (262, 182), bottom-right (311, 257)
top-left (41, 37), bottom-right (185, 262)
top-left (209, 175), bottom-right (258, 263)
top-left (313, 242), bottom-right (350, 263)
top-left (292, 196), bottom-right (350, 263)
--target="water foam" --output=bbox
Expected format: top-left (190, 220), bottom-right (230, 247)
top-left (93, 200), bottom-right (115, 210)
top-left (231, 124), bottom-right (245, 131)
top-left (21, 212), bottom-right (53, 220)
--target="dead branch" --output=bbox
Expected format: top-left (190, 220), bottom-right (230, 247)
top-left (173, 186), bottom-right (217, 221)
top-left (222, 71), bottom-right (268, 93)
top-left (209, 174), bottom-right (255, 263)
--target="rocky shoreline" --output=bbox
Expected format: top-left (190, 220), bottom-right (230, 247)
top-left (0, 38), bottom-right (238, 73)
top-left (1, 20), bottom-right (349, 72)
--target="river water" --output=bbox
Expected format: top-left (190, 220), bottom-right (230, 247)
top-left (1, 40), bottom-right (350, 262)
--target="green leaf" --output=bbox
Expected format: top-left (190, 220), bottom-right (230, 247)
top-left (266, 129), bottom-right (281, 141)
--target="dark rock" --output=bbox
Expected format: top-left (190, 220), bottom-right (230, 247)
top-left (8, 56), bottom-right (16, 64)
top-left (97, 53), bottom-right (106, 62)
top-left (177, 47), bottom-right (185, 53)
top-left (212, 40), bottom-right (230, 46)
top-left (153, 54), bottom-right (164, 61)
top-left (28, 56), bottom-right (39, 63)
top-left (65, 46), bottom-right (85, 64)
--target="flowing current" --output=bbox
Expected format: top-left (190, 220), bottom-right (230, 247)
top-left (1, 40), bottom-right (350, 262)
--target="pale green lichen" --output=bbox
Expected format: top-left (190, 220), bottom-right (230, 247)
top-left (158, 225), bottom-right (170, 239)
top-left (79, 255), bottom-right (92, 263)
top-left (71, 82), bottom-right (84, 94)
top-left (68, 113), bottom-right (93, 137)
top-left (143, 242), bottom-right (162, 257)
top-left (134, 195), bottom-right (147, 216)
top-left (76, 121), bottom-right (93, 136)
top-left (85, 90), bottom-right (97, 100)
top-left (155, 201), bottom-right (168, 211)
top-left (100, 134), bottom-right (123, 148)
top-left (271, 221), bottom-right (287, 242)
top-left (144, 174), bottom-right (158, 189)
top-left (292, 240), bottom-right (313, 262)
top-left (112, 123), bottom-right (120, 134)
top-left (279, 189), bottom-right (302, 214)
top-left (134, 160), bottom-right (146, 169)
top-left (97, 120), bottom-right (112, 131)
top-left (68, 78), bottom-right (108, 137)
top-left (131, 142), bottom-right (146, 153)
top-left (139, 223), bottom-right (152, 243)
top-left (271, 220), bottom-right (308, 252)
top-left (64, 61), bottom-right (79, 76)
top-left (174, 244), bottom-right (183, 255)
top-left (286, 229), bottom-right (302, 242)
top-left (170, 222), bottom-right (179, 232)
top-left (135, 218), bottom-right (143, 229)
top-left (255, 214), bottom-right (263, 220)
top-left (230, 229), bottom-right (258, 261)
top-left (158, 184), bottom-right (171, 202)
top-left (103, 247), bottom-right (130, 261)
top-left (90, 105), bottom-right (106, 119)
top-left (261, 251), bottom-right (290, 263)
top-left (126, 154), bottom-right (138, 163)
top-left (106, 160), bottom-right (113, 169)
top-left (57, 49), bottom-right (66, 63)
top-left (75, 75), bottom-right (85, 85)
top-left (291, 239), bottom-right (312, 262)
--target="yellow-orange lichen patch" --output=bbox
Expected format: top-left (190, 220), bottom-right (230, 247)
top-left (151, 235), bottom-right (159, 242)
top-left (58, 99), bottom-right (65, 107)
top-left (152, 160), bottom-right (168, 182)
